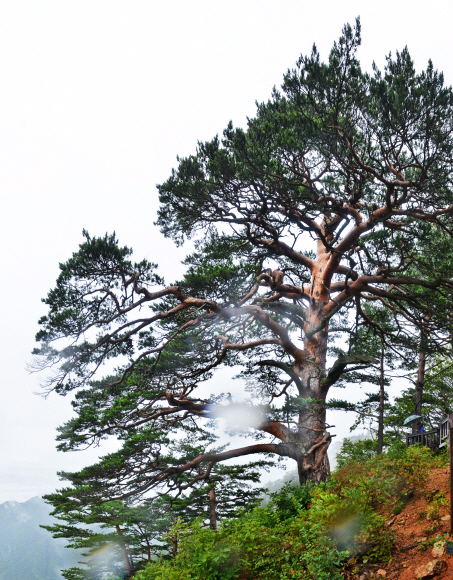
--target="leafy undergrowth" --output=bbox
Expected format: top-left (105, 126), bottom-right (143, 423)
top-left (135, 446), bottom-right (448, 580)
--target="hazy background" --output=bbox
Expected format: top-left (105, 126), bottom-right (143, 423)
top-left (1, 0), bottom-right (452, 502)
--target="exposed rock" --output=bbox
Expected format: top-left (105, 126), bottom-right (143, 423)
top-left (413, 559), bottom-right (447, 579)
top-left (424, 488), bottom-right (439, 502)
top-left (440, 514), bottom-right (450, 521)
top-left (401, 543), bottom-right (417, 551)
top-left (431, 540), bottom-right (445, 558)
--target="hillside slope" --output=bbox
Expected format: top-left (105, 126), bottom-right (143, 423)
top-left (348, 468), bottom-right (452, 580)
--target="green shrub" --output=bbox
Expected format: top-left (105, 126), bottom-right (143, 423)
top-left (334, 444), bottom-right (436, 512)
top-left (135, 485), bottom-right (347, 580)
top-left (336, 438), bottom-right (378, 469)
top-left (136, 446), bottom-right (439, 579)
top-left (266, 482), bottom-right (314, 521)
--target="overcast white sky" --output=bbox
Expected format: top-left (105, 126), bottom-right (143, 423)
top-left (1, 0), bottom-right (453, 503)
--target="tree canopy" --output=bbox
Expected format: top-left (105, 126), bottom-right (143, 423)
top-left (33, 19), bottom-right (453, 500)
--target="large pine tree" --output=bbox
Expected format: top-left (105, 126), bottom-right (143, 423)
top-left (33, 20), bottom-right (453, 492)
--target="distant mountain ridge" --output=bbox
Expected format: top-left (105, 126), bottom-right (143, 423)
top-left (0, 496), bottom-right (81, 580)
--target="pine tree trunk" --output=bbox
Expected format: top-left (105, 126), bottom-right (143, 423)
top-left (295, 277), bottom-right (331, 485)
top-left (414, 347), bottom-right (426, 416)
top-left (115, 524), bottom-right (135, 578)
top-left (295, 388), bottom-right (330, 485)
top-left (412, 330), bottom-right (427, 434)
top-left (146, 541), bottom-right (151, 562)
top-left (209, 487), bottom-right (217, 530)
top-left (376, 345), bottom-right (385, 455)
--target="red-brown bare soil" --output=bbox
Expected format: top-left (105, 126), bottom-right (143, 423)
top-left (345, 468), bottom-right (453, 579)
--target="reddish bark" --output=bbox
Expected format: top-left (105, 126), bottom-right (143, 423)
top-left (209, 487), bottom-right (217, 531)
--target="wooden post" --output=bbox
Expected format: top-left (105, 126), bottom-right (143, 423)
top-left (449, 415), bottom-right (453, 535)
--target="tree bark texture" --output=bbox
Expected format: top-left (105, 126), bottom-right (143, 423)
top-left (377, 345), bottom-right (385, 455)
top-left (295, 241), bottom-right (332, 484)
top-left (412, 329), bottom-right (427, 434)
top-left (209, 487), bottom-right (217, 530)
top-left (414, 348), bottom-right (426, 416)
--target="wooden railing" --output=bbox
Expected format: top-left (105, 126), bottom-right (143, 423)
top-left (440, 416), bottom-right (450, 448)
top-left (406, 415), bottom-right (452, 451)
top-left (406, 428), bottom-right (440, 450)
